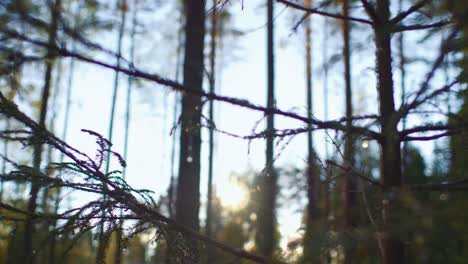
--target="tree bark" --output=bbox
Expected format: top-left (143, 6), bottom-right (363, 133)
top-left (257, 0), bottom-right (276, 259)
top-left (303, 0), bottom-right (320, 262)
top-left (23, 1), bottom-right (61, 263)
top-left (342, 0), bottom-right (357, 262)
top-left (398, 0), bottom-right (407, 176)
top-left (321, 17), bottom-right (330, 264)
top-left (375, 1), bottom-right (404, 263)
top-left (0, 119), bottom-right (9, 202)
top-left (206, 1), bottom-right (218, 263)
top-left (175, 0), bottom-right (206, 260)
top-left (165, 5), bottom-right (183, 264)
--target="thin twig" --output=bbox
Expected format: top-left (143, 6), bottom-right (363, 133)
top-left (277, 0), bottom-right (373, 25)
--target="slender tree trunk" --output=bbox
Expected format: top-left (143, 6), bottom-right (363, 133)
top-left (342, 0), bottom-right (357, 262)
top-left (164, 6), bottom-right (183, 264)
top-left (398, 0), bottom-right (407, 176)
top-left (0, 119), bottom-right (9, 203)
top-left (38, 60), bottom-right (62, 264)
top-left (305, 0), bottom-right (316, 223)
top-left (114, 1), bottom-right (137, 263)
top-left (303, 0), bottom-right (319, 262)
top-left (322, 18), bottom-right (330, 263)
top-left (206, 1), bottom-right (218, 263)
top-left (49, 55), bottom-right (74, 264)
top-left (168, 3), bottom-right (184, 222)
top-left (97, 1), bottom-right (127, 263)
top-left (169, 9), bottom-right (183, 216)
top-left (0, 54), bottom-right (19, 201)
top-left (375, 1), bottom-right (403, 263)
top-left (398, 0), bottom-right (410, 260)
top-left (40, 58), bottom-right (62, 213)
top-left (442, 32), bottom-right (451, 114)
top-left (175, 0), bottom-right (205, 260)
top-left (265, 0), bottom-right (276, 257)
top-left (257, 0), bottom-right (276, 259)
top-left (23, 1), bottom-right (61, 263)
top-left (48, 5), bottom-right (80, 261)
top-left (322, 17), bottom-right (329, 161)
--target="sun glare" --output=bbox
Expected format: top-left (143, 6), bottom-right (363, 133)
top-left (218, 178), bottom-right (249, 209)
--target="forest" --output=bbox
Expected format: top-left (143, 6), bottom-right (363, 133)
top-left (0, 0), bottom-right (467, 263)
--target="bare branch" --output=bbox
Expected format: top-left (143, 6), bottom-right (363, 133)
top-left (390, 0), bottom-right (431, 25)
top-left (0, 27), bottom-right (382, 141)
top-left (401, 123), bottom-right (464, 136)
top-left (360, 0), bottom-right (380, 23)
top-left (401, 131), bottom-right (457, 141)
top-left (326, 160), bottom-right (384, 188)
top-left (277, 0), bottom-right (373, 25)
top-left (401, 80), bottom-right (458, 118)
top-left (397, 29), bottom-right (458, 120)
top-left (393, 19), bottom-right (452, 32)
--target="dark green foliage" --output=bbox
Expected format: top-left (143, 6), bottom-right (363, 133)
top-left (403, 145), bottom-right (427, 185)
top-left (449, 92), bottom-right (468, 179)
top-left (444, 1), bottom-right (468, 83)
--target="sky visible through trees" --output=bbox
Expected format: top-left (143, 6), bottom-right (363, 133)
top-left (0, 0), bottom-right (467, 263)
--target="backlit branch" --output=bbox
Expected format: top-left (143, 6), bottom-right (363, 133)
top-left (277, 0), bottom-right (373, 25)
top-left (360, 0), bottom-right (379, 23)
top-left (0, 27), bottom-right (382, 141)
top-left (393, 20), bottom-right (452, 32)
top-left (390, 0), bottom-right (431, 25)
top-left (0, 92), bottom-right (282, 264)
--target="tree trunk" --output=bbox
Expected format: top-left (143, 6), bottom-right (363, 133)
top-left (40, 52), bottom-right (64, 210)
top-left (96, 1), bottom-right (127, 263)
top-left (342, 0), bottom-right (357, 262)
top-left (115, 0), bottom-right (138, 263)
top-left (266, 0), bottom-right (277, 259)
top-left (257, 0), bottom-right (276, 259)
top-left (398, 0), bottom-right (410, 259)
top-left (49, 58), bottom-right (74, 264)
top-left (175, 0), bottom-right (206, 260)
top-left (375, 1), bottom-right (403, 263)
top-left (206, 1), bottom-right (218, 263)
top-left (164, 5), bottom-right (183, 264)
top-left (321, 16), bottom-right (330, 264)
top-left (303, 0), bottom-right (320, 262)
top-left (48, 4), bottom-right (80, 261)
top-left (0, 118), bottom-right (10, 203)
top-left (39, 61), bottom-right (61, 264)
top-left (168, 1), bottom-right (183, 222)
top-left (23, 1), bottom-right (61, 263)
top-left (398, 0), bottom-right (407, 176)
